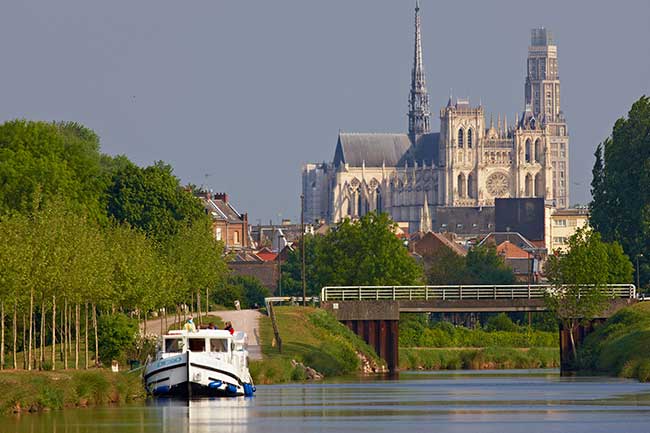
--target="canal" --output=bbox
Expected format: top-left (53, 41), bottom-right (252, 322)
top-left (5, 370), bottom-right (650, 433)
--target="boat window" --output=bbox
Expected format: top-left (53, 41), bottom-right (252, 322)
top-left (189, 338), bottom-right (206, 352)
top-left (164, 338), bottom-right (182, 353)
top-left (210, 339), bottom-right (228, 352)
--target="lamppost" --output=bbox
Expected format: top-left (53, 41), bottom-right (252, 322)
top-left (300, 193), bottom-right (306, 307)
top-left (636, 253), bottom-right (643, 293)
top-left (276, 232), bottom-right (285, 297)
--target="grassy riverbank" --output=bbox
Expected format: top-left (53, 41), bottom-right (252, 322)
top-left (579, 302), bottom-right (650, 382)
top-left (0, 369), bottom-right (145, 414)
top-left (400, 347), bottom-right (559, 370)
top-left (250, 307), bottom-right (385, 384)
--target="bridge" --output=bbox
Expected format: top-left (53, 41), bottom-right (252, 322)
top-left (320, 284), bottom-right (637, 372)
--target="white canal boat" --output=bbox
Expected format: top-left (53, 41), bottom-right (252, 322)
top-left (144, 329), bottom-right (256, 397)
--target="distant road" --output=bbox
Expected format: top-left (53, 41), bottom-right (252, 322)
top-left (142, 309), bottom-right (263, 361)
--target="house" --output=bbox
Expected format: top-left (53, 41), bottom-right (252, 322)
top-left (478, 232), bottom-right (544, 282)
top-left (197, 192), bottom-right (250, 251)
top-left (410, 231), bottom-right (467, 257)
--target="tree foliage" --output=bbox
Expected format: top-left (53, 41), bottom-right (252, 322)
top-left (213, 275), bottom-right (270, 309)
top-left (425, 245), bottom-right (516, 285)
top-left (282, 213), bottom-right (424, 295)
top-left (544, 227), bottom-right (633, 362)
top-left (0, 119), bottom-right (232, 370)
top-left (0, 120), bottom-right (105, 219)
top-left (105, 161), bottom-right (208, 242)
top-left (590, 96), bottom-right (650, 288)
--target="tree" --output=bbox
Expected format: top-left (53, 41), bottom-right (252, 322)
top-left (166, 220), bottom-right (229, 321)
top-left (222, 275), bottom-right (270, 308)
top-left (465, 245), bottom-right (516, 285)
top-left (281, 235), bottom-right (324, 296)
top-left (544, 227), bottom-right (633, 363)
top-left (0, 120), bottom-right (106, 219)
top-left (423, 248), bottom-right (467, 285)
top-left (283, 213), bottom-right (424, 292)
top-left (423, 244), bottom-right (515, 285)
top-left (590, 96), bottom-right (650, 288)
top-left (105, 161), bottom-right (208, 242)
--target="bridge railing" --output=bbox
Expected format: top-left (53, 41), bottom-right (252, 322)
top-left (321, 284), bottom-right (636, 302)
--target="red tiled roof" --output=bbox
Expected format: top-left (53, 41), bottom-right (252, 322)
top-left (496, 241), bottom-right (529, 259)
top-left (255, 248), bottom-right (278, 262)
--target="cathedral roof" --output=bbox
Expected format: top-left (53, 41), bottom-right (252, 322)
top-left (333, 132), bottom-right (439, 167)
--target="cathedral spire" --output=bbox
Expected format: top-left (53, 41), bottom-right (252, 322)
top-left (420, 192), bottom-right (432, 233)
top-left (408, 1), bottom-right (431, 137)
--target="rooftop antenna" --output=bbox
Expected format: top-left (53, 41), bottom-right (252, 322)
top-left (201, 173), bottom-right (213, 191)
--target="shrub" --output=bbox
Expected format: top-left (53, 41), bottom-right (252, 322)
top-left (637, 360), bottom-right (650, 382)
top-left (485, 313), bottom-right (518, 332)
top-left (97, 313), bottom-right (139, 364)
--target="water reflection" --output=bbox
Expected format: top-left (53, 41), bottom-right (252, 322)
top-left (159, 398), bottom-right (251, 433)
top-left (4, 370), bottom-right (650, 433)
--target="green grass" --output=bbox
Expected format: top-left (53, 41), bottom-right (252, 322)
top-left (579, 302), bottom-right (650, 382)
top-left (400, 317), bottom-right (558, 348)
top-left (251, 307), bottom-right (384, 384)
top-left (399, 347), bottom-right (560, 370)
top-left (0, 369), bottom-right (145, 414)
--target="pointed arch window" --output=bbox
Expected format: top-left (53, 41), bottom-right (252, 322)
top-left (357, 192), bottom-right (363, 217)
top-left (534, 139), bottom-right (541, 163)
top-left (467, 173), bottom-right (475, 199)
top-left (535, 173), bottom-right (544, 197)
top-left (376, 189), bottom-right (383, 213)
top-left (525, 139), bottom-right (532, 163)
top-left (525, 173), bottom-right (533, 197)
top-left (458, 128), bottom-right (464, 148)
top-left (457, 173), bottom-right (466, 198)
top-left (467, 128), bottom-right (473, 148)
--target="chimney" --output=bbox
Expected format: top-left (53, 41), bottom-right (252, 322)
top-left (214, 192), bottom-right (228, 203)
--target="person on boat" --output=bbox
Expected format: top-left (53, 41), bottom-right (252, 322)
top-left (184, 317), bottom-right (197, 332)
top-left (224, 321), bottom-right (234, 335)
top-left (207, 322), bottom-right (217, 330)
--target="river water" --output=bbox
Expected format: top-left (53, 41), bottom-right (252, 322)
top-left (5, 370), bottom-right (650, 433)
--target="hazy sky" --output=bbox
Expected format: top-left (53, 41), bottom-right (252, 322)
top-left (1, 1), bottom-right (649, 223)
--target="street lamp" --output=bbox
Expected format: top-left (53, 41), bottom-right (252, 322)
top-left (300, 193), bottom-right (306, 307)
top-left (636, 253), bottom-right (643, 293)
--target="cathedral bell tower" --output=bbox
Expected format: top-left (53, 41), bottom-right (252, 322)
top-left (408, 1), bottom-right (431, 139)
top-left (524, 28), bottom-right (569, 208)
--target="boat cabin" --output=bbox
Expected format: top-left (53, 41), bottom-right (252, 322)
top-left (159, 329), bottom-right (246, 359)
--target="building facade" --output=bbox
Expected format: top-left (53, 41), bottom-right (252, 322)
top-left (303, 3), bottom-right (569, 232)
top-left (550, 207), bottom-right (589, 252)
top-left (198, 192), bottom-right (250, 251)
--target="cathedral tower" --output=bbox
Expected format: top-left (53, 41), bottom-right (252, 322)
top-left (525, 28), bottom-right (569, 207)
top-left (408, 1), bottom-right (431, 138)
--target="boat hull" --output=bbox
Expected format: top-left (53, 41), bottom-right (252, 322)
top-left (144, 352), bottom-right (255, 397)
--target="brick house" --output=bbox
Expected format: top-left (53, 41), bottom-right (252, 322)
top-left (197, 192), bottom-right (250, 251)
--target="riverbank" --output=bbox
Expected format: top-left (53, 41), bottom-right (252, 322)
top-left (0, 369), bottom-right (145, 414)
top-left (400, 347), bottom-right (559, 370)
top-left (250, 307), bottom-right (561, 382)
top-left (578, 302), bottom-right (650, 382)
top-left (250, 306), bottom-right (385, 384)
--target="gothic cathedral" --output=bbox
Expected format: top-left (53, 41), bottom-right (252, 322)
top-left (303, 2), bottom-right (570, 232)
